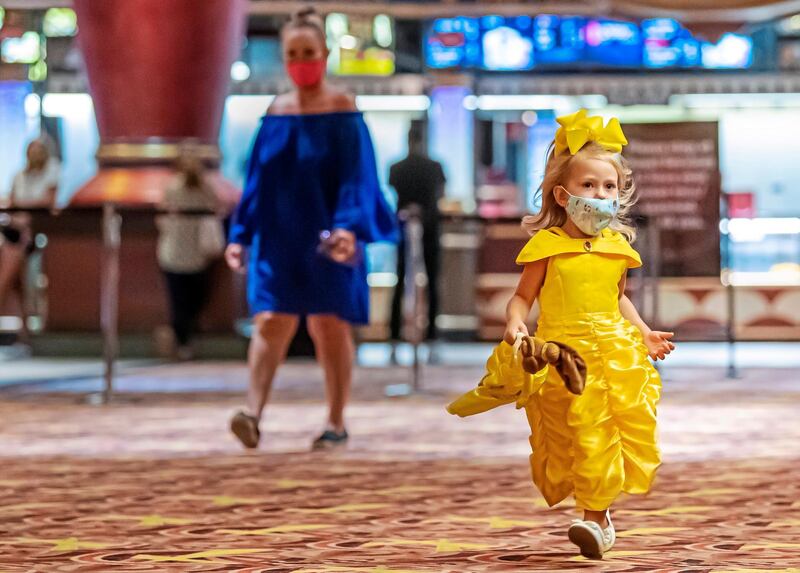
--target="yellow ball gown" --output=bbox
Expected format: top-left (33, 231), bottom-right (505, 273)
top-left (448, 226), bottom-right (661, 510)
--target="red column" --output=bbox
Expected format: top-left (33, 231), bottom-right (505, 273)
top-left (70, 0), bottom-right (246, 205)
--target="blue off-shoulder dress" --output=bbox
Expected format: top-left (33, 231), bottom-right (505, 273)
top-left (229, 111), bottom-right (398, 324)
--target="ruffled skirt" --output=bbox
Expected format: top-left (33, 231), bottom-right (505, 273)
top-left (529, 311), bottom-right (662, 510)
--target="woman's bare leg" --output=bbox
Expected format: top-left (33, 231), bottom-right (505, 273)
top-left (245, 312), bottom-right (299, 419)
top-left (307, 314), bottom-right (354, 432)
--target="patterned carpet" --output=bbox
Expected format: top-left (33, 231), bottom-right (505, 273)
top-left (0, 361), bottom-right (799, 572)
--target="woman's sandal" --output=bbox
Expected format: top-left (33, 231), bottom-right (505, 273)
top-left (230, 411), bottom-right (260, 449)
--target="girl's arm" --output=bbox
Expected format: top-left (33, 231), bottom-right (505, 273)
top-left (617, 273), bottom-right (650, 335)
top-left (504, 258), bottom-right (547, 344)
top-left (618, 272), bottom-right (675, 360)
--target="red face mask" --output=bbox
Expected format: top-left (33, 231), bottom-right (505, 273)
top-left (286, 59), bottom-right (326, 88)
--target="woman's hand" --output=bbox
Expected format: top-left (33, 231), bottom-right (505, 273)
top-left (225, 243), bottom-right (245, 272)
top-left (327, 228), bottom-right (356, 264)
top-left (644, 330), bottom-right (675, 361)
top-left (504, 317), bottom-right (529, 346)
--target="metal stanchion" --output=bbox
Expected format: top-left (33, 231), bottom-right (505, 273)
top-left (386, 207), bottom-right (428, 397)
top-left (725, 272), bottom-right (737, 379)
top-left (721, 197), bottom-right (738, 379)
top-left (91, 205), bottom-right (216, 403)
top-left (3, 205), bottom-right (221, 403)
top-left (98, 203), bottom-right (121, 403)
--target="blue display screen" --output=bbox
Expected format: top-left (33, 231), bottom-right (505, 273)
top-left (701, 33), bottom-right (753, 69)
top-left (533, 14), bottom-right (585, 64)
top-left (423, 15), bottom-right (752, 70)
top-left (642, 18), bottom-right (701, 68)
top-left (583, 18), bottom-right (641, 67)
top-left (479, 15), bottom-right (535, 70)
top-left (424, 17), bottom-right (480, 69)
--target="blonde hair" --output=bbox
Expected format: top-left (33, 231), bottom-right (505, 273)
top-left (281, 6), bottom-right (326, 45)
top-left (522, 141), bottom-right (637, 242)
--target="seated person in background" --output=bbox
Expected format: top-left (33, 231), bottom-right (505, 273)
top-left (9, 139), bottom-right (59, 210)
top-left (0, 139), bottom-right (60, 341)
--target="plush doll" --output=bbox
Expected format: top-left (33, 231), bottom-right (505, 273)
top-left (517, 335), bottom-right (587, 395)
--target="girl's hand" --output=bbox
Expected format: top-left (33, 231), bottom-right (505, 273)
top-left (225, 243), bottom-right (245, 272)
top-left (644, 330), bottom-right (675, 361)
top-left (504, 318), bottom-right (529, 346)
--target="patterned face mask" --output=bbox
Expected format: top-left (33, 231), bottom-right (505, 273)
top-left (559, 187), bottom-right (619, 236)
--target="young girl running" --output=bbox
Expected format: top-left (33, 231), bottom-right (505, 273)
top-left (448, 109), bottom-right (674, 559)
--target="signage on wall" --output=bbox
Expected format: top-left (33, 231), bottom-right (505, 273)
top-left (624, 122), bottom-right (721, 277)
top-left (326, 13), bottom-right (395, 76)
top-left (725, 192), bottom-right (756, 218)
top-left (425, 16), bottom-right (481, 69)
top-left (480, 15), bottom-right (535, 71)
top-left (424, 15), bottom-right (753, 71)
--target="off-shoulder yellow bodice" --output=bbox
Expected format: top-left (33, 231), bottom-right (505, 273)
top-left (517, 227), bottom-right (641, 318)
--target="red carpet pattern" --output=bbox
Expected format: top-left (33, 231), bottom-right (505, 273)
top-left (1, 453), bottom-right (799, 571)
top-left (0, 362), bottom-right (798, 571)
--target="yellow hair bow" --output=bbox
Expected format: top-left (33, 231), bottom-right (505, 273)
top-left (554, 109), bottom-right (628, 155)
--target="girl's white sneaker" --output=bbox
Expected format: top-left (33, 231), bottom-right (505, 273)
top-left (568, 512), bottom-right (615, 559)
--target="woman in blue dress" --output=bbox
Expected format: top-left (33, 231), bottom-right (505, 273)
top-left (226, 7), bottom-right (397, 450)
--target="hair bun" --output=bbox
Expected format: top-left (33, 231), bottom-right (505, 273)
top-left (284, 5), bottom-right (326, 41)
top-left (294, 6), bottom-right (318, 21)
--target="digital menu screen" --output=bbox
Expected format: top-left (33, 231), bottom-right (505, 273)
top-left (326, 13), bottom-right (395, 76)
top-left (424, 15), bottom-right (753, 71)
top-left (533, 14), bottom-right (585, 64)
top-left (1, 32), bottom-right (41, 64)
top-left (701, 33), bottom-right (753, 69)
top-left (480, 15), bottom-right (535, 71)
top-left (424, 16), bottom-right (480, 69)
top-left (584, 18), bottom-right (641, 67)
top-left (642, 18), bottom-right (701, 68)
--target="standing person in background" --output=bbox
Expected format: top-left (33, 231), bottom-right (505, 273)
top-left (389, 124), bottom-right (446, 345)
top-left (0, 139), bottom-right (60, 341)
top-left (156, 151), bottom-right (224, 361)
top-left (225, 7), bottom-right (397, 450)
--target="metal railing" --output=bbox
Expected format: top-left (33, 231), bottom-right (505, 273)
top-left (385, 206), bottom-right (430, 396)
top-left (98, 204), bottom-right (223, 401)
top-left (2, 203), bottom-right (745, 397)
top-left (1, 204), bottom-right (221, 402)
